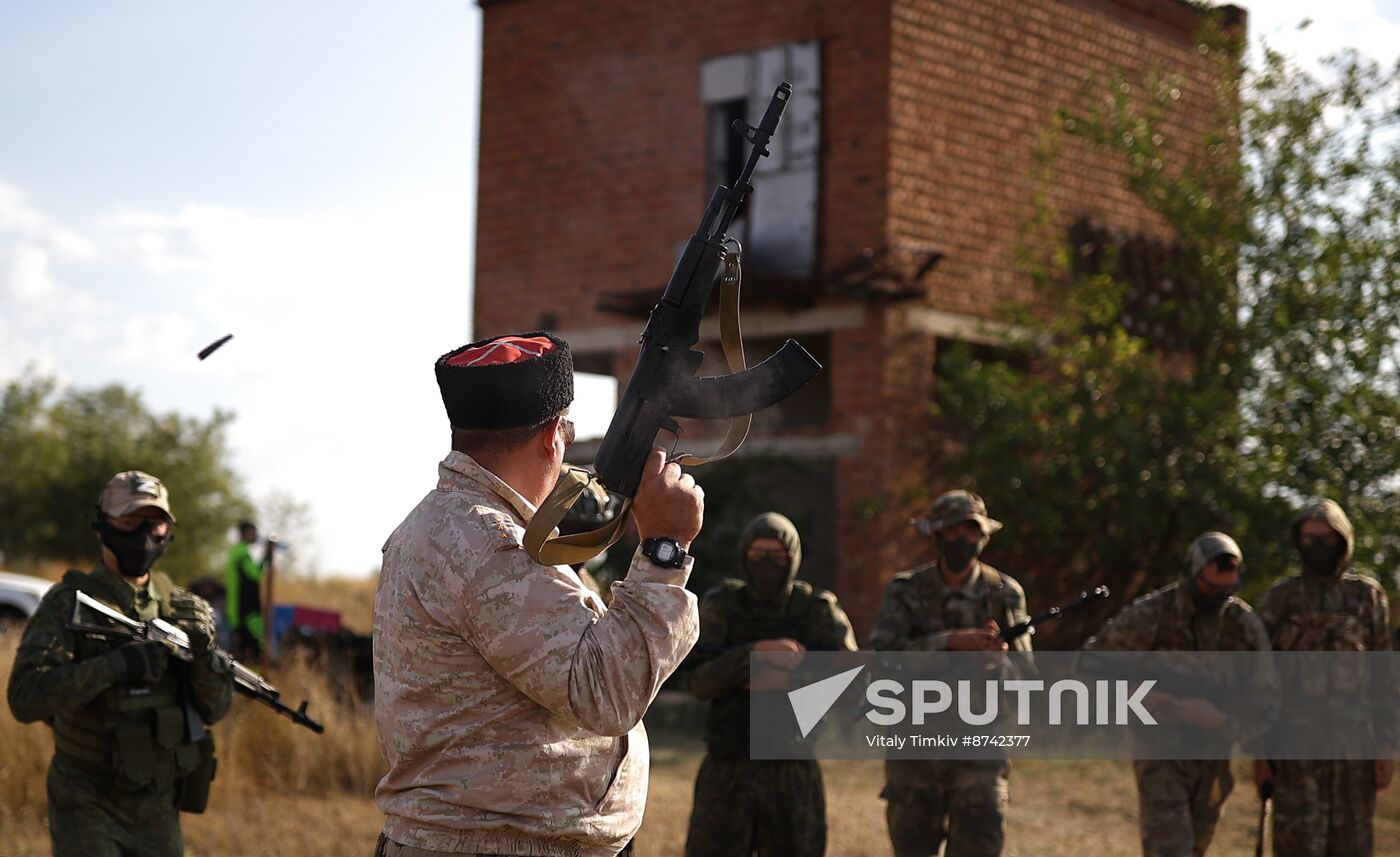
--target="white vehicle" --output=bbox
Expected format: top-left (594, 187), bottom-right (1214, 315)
top-left (0, 570), bottom-right (54, 633)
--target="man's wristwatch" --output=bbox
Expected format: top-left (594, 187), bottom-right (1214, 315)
top-left (640, 537), bottom-right (688, 569)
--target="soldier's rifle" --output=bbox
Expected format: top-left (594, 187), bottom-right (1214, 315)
top-left (1000, 586), bottom-right (1110, 642)
top-left (524, 82), bottom-right (823, 565)
top-left (68, 590), bottom-right (325, 733)
top-left (849, 587), bottom-right (1111, 720)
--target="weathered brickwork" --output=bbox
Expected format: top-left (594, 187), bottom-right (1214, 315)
top-left (474, 0), bottom-right (1236, 636)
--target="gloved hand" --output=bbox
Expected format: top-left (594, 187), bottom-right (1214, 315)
top-left (105, 641), bottom-right (169, 684)
top-left (169, 591), bottom-right (217, 654)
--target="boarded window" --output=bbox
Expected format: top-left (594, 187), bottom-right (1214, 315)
top-left (700, 41), bottom-right (820, 279)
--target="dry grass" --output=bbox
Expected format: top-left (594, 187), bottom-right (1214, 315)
top-left (6, 622), bottom-right (1400, 856)
top-left (0, 632), bottom-right (54, 836)
top-left (0, 631), bottom-right (387, 855)
top-left (638, 745), bottom-right (1400, 857)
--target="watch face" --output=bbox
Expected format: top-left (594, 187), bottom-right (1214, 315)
top-left (654, 542), bottom-right (677, 563)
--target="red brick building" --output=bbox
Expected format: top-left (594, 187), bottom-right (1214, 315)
top-left (473, 0), bottom-right (1243, 635)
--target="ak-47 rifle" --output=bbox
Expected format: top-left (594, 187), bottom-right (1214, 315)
top-left (69, 590), bottom-right (325, 733)
top-left (1000, 586), bottom-right (1110, 643)
top-left (524, 82), bottom-right (823, 565)
top-left (851, 587), bottom-right (1111, 720)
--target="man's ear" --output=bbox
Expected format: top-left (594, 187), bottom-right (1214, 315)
top-left (540, 416), bottom-right (563, 458)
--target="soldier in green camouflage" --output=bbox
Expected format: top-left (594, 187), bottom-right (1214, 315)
top-left (683, 512), bottom-right (857, 857)
top-left (1254, 499), bottom-right (1397, 856)
top-left (868, 490), bottom-right (1031, 857)
top-left (6, 471), bottom-right (233, 857)
top-left (1085, 532), bottom-right (1278, 857)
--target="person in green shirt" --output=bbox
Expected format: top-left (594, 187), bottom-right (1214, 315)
top-left (225, 520), bottom-right (264, 662)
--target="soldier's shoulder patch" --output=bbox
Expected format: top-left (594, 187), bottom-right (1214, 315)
top-left (476, 510), bottom-right (524, 552)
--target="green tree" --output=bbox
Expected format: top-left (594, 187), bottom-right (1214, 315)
top-left (0, 372), bottom-right (254, 582)
top-left (932, 19), bottom-right (1400, 617)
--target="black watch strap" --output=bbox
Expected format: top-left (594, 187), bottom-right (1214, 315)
top-left (640, 537), bottom-right (687, 569)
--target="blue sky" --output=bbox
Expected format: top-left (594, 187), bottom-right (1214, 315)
top-left (2, 2), bottom-right (1398, 575)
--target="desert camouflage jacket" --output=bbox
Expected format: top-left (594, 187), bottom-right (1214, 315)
top-left (373, 451), bottom-right (699, 857)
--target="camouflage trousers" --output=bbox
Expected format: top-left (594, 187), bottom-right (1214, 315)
top-left (881, 758), bottom-right (1009, 857)
top-left (47, 758), bottom-right (183, 857)
top-left (1271, 759), bottom-right (1376, 856)
top-left (683, 756), bottom-right (825, 857)
top-left (1132, 759), bottom-right (1232, 857)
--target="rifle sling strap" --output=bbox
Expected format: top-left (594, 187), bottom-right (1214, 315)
top-left (523, 249), bottom-right (752, 566)
top-left (675, 247), bottom-right (751, 467)
top-left (524, 467), bottom-right (633, 567)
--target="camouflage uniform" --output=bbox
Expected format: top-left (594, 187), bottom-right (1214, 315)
top-left (683, 513), bottom-right (858, 857)
top-left (1256, 500), bottom-right (1398, 857)
top-left (374, 451), bottom-right (699, 857)
top-left (868, 491), bottom-right (1031, 857)
top-left (1084, 533), bottom-right (1277, 857)
top-left (7, 561), bottom-right (232, 857)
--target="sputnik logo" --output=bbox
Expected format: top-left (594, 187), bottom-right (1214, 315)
top-left (787, 666), bottom-right (866, 738)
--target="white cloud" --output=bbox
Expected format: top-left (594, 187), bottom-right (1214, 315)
top-left (102, 207), bottom-right (221, 274)
top-left (4, 243), bottom-right (55, 302)
top-left (2, 181), bottom-right (474, 574)
top-left (112, 311), bottom-right (200, 367)
top-left (1249, 2), bottom-right (1400, 69)
top-left (0, 180), bottom-right (99, 260)
top-left (45, 228), bottom-right (97, 259)
top-left (0, 180), bottom-right (44, 232)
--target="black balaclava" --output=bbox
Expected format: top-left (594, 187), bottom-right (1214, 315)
top-left (940, 534), bottom-right (982, 573)
top-left (96, 517), bottom-right (172, 578)
top-left (1292, 499), bottom-right (1354, 580)
top-left (740, 512), bottom-right (802, 605)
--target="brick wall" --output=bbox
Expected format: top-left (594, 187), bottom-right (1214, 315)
top-left (474, 0), bottom-right (892, 339)
top-left (890, 0), bottom-right (1232, 318)
top-left (474, 0), bottom-right (1234, 636)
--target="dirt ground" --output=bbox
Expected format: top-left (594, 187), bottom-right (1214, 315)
top-left (7, 733), bottom-right (1400, 856)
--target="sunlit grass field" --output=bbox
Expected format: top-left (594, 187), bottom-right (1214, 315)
top-left (4, 575), bottom-right (1400, 856)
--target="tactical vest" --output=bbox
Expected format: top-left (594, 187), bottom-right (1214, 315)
top-left (54, 570), bottom-right (209, 800)
top-left (910, 563), bottom-right (1015, 636)
top-left (1274, 576), bottom-right (1373, 652)
top-left (1151, 583), bottom-right (1254, 652)
top-left (703, 581), bottom-right (821, 758)
top-left (721, 580), bottom-right (814, 647)
top-left (1273, 576), bottom-right (1376, 699)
